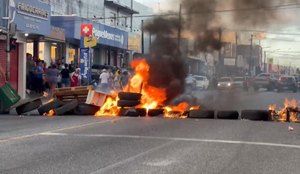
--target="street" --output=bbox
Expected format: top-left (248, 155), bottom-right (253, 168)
top-left (1, 90), bottom-right (300, 174)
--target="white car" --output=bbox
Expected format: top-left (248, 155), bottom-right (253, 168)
top-left (232, 77), bottom-right (244, 88)
top-left (193, 75), bottom-right (209, 89)
top-left (217, 77), bottom-right (233, 89)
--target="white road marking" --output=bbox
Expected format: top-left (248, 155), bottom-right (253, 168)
top-left (40, 133), bottom-right (300, 149)
top-left (89, 141), bottom-right (174, 174)
top-left (0, 118), bottom-right (123, 143)
top-left (144, 159), bottom-right (176, 167)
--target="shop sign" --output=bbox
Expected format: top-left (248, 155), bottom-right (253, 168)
top-left (80, 37), bottom-right (97, 48)
top-left (12, 0), bottom-right (51, 36)
top-left (92, 25), bottom-right (128, 49)
top-left (128, 32), bottom-right (141, 53)
top-left (50, 26), bottom-right (65, 42)
top-left (80, 24), bottom-right (93, 37)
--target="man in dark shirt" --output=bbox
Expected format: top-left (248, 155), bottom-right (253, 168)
top-left (60, 64), bottom-right (70, 87)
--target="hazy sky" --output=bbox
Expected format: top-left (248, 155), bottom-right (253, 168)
top-left (134, 0), bottom-right (300, 66)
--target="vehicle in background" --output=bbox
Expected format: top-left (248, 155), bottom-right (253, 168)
top-left (185, 74), bottom-right (197, 91)
top-left (193, 75), bottom-right (209, 90)
top-left (232, 77), bottom-right (244, 88)
top-left (217, 77), bottom-right (233, 89)
top-left (277, 76), bottom-right (298, 93)
top-left (251, 73), bottom-right (277, 91)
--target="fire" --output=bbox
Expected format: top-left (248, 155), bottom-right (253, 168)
top-left (44, 109), bottom-right (55, 117)
top-left (94, 58), bottom-right (198, 118)
top-left (269, 98), bottom-right (299, 122)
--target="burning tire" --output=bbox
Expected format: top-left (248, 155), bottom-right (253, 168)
top-left (188, 110), bottom-right (214, 119)
top-left (54, 100), bottom-right (78, 116)
top-left (124, 108), bottom-right (140, 117)
top-left (217, 111), bottom-right (239, 120)
top-left (16, 99), bottom-right (42, 115)
top-left (74, 104), bottom-right (100, 115)
top-left (135, 108), bottom-right (147, 117)
top-left (148, 109), bottom-right (164, 117)
top-left (38, 99), bottom-right (64, 115)
top-left (117, 100), bottom-right (140, 107)
top-left (241, 110), bottom-right (270, 121)
top-left (118, 92), bottom-right (142, 101)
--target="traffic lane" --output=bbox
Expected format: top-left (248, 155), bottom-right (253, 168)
top-left (58, 118), bottom-right (300, 150)
top-left (95, 140), bottom-right (300, 174)
top-left (0, 133), bottom-right (171, 174)
top-left (195, 90), bottom-right (300, 110)
top-left (1, 119), bottom-right (300, 174)
top-left (0, 116), bottom-right (121, 140)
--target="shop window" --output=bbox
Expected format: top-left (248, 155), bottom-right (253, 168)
top-left (69, 48), bottom-right (75, 63)
top-left (26, 43), bottom-right (34, 55)
top-left (51, 45), bottom-right (57, 63)
top-left (39, 42), bottom-right (45, 61)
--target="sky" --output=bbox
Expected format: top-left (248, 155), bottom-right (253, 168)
top-left (135, 0), bottom-right (300, 66)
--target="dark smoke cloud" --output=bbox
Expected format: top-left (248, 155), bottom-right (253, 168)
top-left (144, 17), bottom-right (188, 103)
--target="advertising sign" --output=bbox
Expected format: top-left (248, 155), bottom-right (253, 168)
top-left (80, 36), bottom-right (97, 48)
top-left (80, 24), bottom-right (93, 37)
top-left (79, 48), bottom-right (93, 82)
top-left (12, 0), bottom-right (51, 35)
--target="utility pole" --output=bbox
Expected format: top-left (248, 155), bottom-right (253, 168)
top-left (218, 28), bottom-right (222, 77)
top-left (264, 51), bottom-right (266, 73)
top-left (141, 20), bottom-right (144, 54)
top-left (130, 0), bottom-right (133, 32)
top-left (177, 3), bottom-right (182, 54)
top-left (249, 34), bottom-right (253, 76)
top-left (235, 32), bottom-right (238, 68)
top-left (5, 0), bottom-right (11, 82)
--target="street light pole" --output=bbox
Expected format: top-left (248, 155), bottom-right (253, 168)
top-left (249, 34), bottom-right (253, 76)
top-left (5, 0), bottom-right (11, 82)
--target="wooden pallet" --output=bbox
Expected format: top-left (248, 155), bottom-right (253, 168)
top-left (54, 86), bottom-right (94, 103)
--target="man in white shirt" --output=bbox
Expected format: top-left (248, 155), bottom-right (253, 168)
top-left (99, 69), bottom-right (110, 92)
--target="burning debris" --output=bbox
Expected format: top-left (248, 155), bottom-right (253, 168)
top-left (269, 98), bottom-right (300, 123)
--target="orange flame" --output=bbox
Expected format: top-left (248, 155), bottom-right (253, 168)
top-left (44, 109), bottom-right (55, 117)
top-left (95, 96), bottom-right (119, 117)
top-left (269, 98), bottom-right (299, 122)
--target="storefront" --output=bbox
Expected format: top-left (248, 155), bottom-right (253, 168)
top-left (51, 16), bottom-right (128, 67)
top-left (11, 0), bottom-right (51, 98)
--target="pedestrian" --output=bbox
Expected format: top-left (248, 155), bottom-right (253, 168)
top-left (34, 61), bottom-right (44, 94)
top-left (46, 64), bottom-right (60, 96)
top-left (99, 69), bottom-right (110, 92)
top-left (114, 69), bottom-right (122, 90)
top-left (108, 68), bottom-right (114, 89)
top-left (120, 70), bottom-right (129, 88)
top-left (70, 68), bottom-right (80, 87)
top-left (60, 64), bottom-right (70, 87)
top-left (26, 53), bottom-right (35, 93)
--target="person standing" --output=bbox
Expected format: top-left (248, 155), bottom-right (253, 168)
top-left (26, 53), bottom-right (35, 93)
top-left (70, 68), bottom-right (80, 87)
top-left (35, 61), bottom-right (44, 94)
top-left (60, 64), bottom-right (70, 87)
top-left (114, 69), bottom-right (121, 90)
top-left (99, 69), bottom-right (110, 92)
top-left (46, 64), bottom-right (60, 96)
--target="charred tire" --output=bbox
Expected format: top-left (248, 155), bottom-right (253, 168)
top-left (135, 108), bottom-right (147, 117)
top-left (74, 104), bottom-right (100, 115)
top-left (217, 111), bottom-right (239, 120)
top-left (117, 100), bottom-right (140, 107)
top-left (241, 110), bottom-right (270, 121)
top-left (118, 92), bottom-right (142, 101)
top-left (54, 100), bottom-right (78, 116)
top-left (16, 99), bottom-right (42, 115)
top-left (124, 108), bottom-right (140, 117)
top-left (38, 99), bottom-right (64, 115)
top-left (148, 109), bottom-right (164, 117)
top-left (188, 110), bottom-right (214, 119)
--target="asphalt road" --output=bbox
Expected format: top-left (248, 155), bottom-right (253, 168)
top-left (195, 89), bottom-right (300, 111)
top-left (0, 90), bottom-right (300, 174)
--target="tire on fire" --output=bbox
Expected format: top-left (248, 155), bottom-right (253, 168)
top-left (54, 100), bottom-right (78, 116)
top-left (135, 108), bottom-right (147, 117)
top-left (117, 100), bottom-right (140, 107)
top-left (188, 110), bottom-right (214, 119)
top-left (118, 92), bottom-right (142, 101)
top-left (16, 99), bottom-right (42, 115)
top-left (241, 110), bottom-right (270, 121)
top-left (217, 111), bottom-right (239, 120)
top-left (38, 99), bottom-right (64, 115)
top-left (148, 109), bottom-right (164, 117)
top-left (74, 104), bottom-right (100, 115)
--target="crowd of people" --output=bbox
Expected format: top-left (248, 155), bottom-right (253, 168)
top-left (26, 53), bottom-right (131, 96)
top-left (26, 53), bottom-right (80, 96)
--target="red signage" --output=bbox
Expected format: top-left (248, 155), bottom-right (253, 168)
top-left (80, 24), bottom-right (93, 37)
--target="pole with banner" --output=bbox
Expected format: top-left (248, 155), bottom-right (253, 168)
top-left (79, 24), bottom-right (94, 85)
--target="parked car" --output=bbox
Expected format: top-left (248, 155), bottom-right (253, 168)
top-left (217, 77), bottom-right (233, 89)
top-left (277, 76), bottom-right (298, 93)
top-left (251, 73), bottom-right (277, 91)
top-left (232, 77), bottom-right (244, 88)
top-left (193, 75), bottom-right (209, 90)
